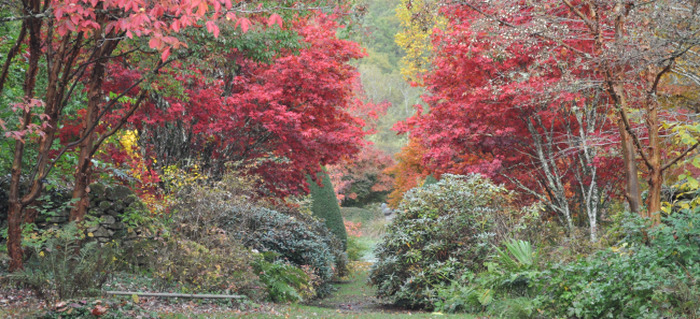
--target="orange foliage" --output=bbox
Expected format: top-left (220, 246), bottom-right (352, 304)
top-left (344, 221), bottom-right (363, 237)
top-left (385, 138), bottom-right (431, 208)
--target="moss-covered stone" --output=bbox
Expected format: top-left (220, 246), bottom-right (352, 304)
top-left (88, 182), bottom-right (106, 199)
top-left (124, 194), bottom-right (138, 205)
top-left (112, 200), bottom-right (125, 212)
top-left (107, 185), bottom-right (131, 201)
top-left (98, 201), bottom-right (111, 211)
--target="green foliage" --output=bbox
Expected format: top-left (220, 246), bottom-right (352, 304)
top-left (437, 272), bottom-right (545, 318)
top-left (227, 205), bottom-right (344, 297)
top-left (10, 223), bottom-right (118, 301)
top-left (369, 174), bottom-right (510, 309)
top-left (433, 190), bottom-right (700, 318)
top-left (308, 169), bottom-right (348, 250)
top-left (346, 236), bottom-right (369, 261)
top-left (436, 209), bottom-right (700, 317)
top-left (252, 252), bottom-right (314, 303)
top-left (422, 175), bottom-right (438, 187)
top-left (165, 167), bottom-right (347, 298)
top-left (542, 210), bottom-right (700, 318)
top-left (434, 272), bottom-right (486, 313)
top-left (152, 233), bottom-right (262, 296)
top-left (352, 0), bottom-right (404, 68)
top-left (434, 239), bottom-right (544, 316)
top-left (493, 239), bottom-right (538, 272)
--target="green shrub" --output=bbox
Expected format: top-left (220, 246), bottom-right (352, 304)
top-left (153, 231), bottom-right (262, 297)
top-left (227, 205), bottom-right (344, 297)
top-left (493, 239), bottom-right (539, 272)
top-left (434, 272), bottom-right (486, 314)
top-left (434, 239), bottom-right (544, 316)
top-left (166, 168), bottom-right (347, 298)
top-left (252, 252), bottom-right (314, 303)
top-left (542, 210), bottom-right (700, 318)
top-left (369, 174), bottom-right (510, 309)
top-left (307, 169), bottom-right (347, 249)
top-left (10, 223), bottom-right (118, 302)
top-left (346, 236), bottom-right (369, 261)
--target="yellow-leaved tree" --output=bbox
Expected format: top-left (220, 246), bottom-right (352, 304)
top-left (394, 0), bottom-right (445, 83)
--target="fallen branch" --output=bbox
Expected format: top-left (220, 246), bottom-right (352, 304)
top-left (103, 291), bottom-right (244, 299)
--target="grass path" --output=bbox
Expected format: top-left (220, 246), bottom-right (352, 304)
top-left (163, 234), bottom-right (468, 318)
top-left (162, 263), bottom-right (466, 319)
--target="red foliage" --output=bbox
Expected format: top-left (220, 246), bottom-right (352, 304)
top-left (98, 14), bottom-right (374, 196)
top-left (399, 3), bottom-right (623, 204)
top-left (327, 146), bottom-right (395, 205)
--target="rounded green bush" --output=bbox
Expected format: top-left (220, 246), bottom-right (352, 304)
top-left (226, 205), bottom-right (345, 297)
top-left (369, 174), bottom-right (509, 309)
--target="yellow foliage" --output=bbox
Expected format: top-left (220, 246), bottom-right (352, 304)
top-left (119, 129), bottom-right (139, 157)
top-left (395, 0), bottom-right (446, 83)
top-left (117, 130), bottom-right (169, 215)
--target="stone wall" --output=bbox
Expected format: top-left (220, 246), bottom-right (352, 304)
top-left (1, 180), bottom-right (146, 244)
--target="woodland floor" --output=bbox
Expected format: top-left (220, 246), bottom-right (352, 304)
top-left (0, 240), bottom-right (468, 318)
top-left (0, 262), bottom-right (465, 319)
top-left (0, 211), bottom-right (466, 318)
top-left (159, 261), bottom-right (468, 319)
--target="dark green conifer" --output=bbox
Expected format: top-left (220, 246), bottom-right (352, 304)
top-left (307, 169), bottom-right (347, 250)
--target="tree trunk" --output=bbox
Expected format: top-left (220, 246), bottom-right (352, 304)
top-left (7, 107), bottom-right (32, 272)
top-left (69, 30), bottom-right (115, 221)
top-left (618, 119), bottom-right (642, 214)
top-left (70, 149), bottom-right (93, 221)
top-left (69, 70), bottom-right (103, 221)
top-left (606, 77), bottom-right (643, 215)
top-left (6, 0), bottom-right (42, 270)
top-left (6, 202), bottom-right (24, 271)
top-left (608, 1), bottom-right (643, 216)
top-left (646, 99), bottom-right (662, 225)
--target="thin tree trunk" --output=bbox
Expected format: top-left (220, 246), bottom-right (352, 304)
top-left (69, 63), bottom-right (104, 221)
top-left (7, 0), bottom-right (42, 271)
top-left (69, 27), bottom-right (117, 221)
top-left (608, 1), bottom-right (643, 216)
top-left (606, 78), bottom-right (643, 215)
top-left (645, 98), bottom-right (662, 224)
top-left (618, 114), bottom-right (643, 214)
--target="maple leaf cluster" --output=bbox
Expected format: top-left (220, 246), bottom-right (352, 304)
top-left (91, 14), bottom-right (372, 196)
top-left (384, 138), bottom-right (430, 208)
top-left (394, 2), bottom-right (625, 216)
top-left (327, 145), bottom-right (395, 206)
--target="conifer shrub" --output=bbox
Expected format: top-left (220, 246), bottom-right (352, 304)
top-left (422, 174), bottom-right (438, 187)
top-left (307, 169), bottom-right (348, 250)
top-left (369, 174), bottom-right (510, 309)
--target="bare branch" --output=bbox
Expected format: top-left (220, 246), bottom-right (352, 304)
top-left (662, 142), bottom-right (699, 172)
